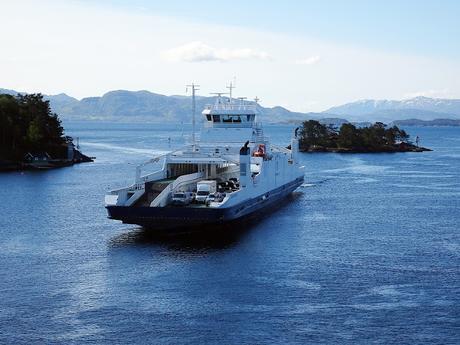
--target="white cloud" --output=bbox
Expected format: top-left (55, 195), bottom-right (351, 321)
top-left (403, 88), bottom-right (453, 99)
top-left (1, 1), bottom-right (460, 111)
top-left (295, 56), bottom-right (321, 65)
top-left (162, 41), bottom-right (271, 62)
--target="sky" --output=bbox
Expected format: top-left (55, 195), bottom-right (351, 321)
top-left (1, 0), bottom-right (460, 112)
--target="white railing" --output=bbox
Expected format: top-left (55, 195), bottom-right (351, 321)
top-left (205, 103), bottom-right (257, 112)
top-left (135, 146), bottom-right (188, 182)
top-left (221, 155), bottom-right (240, 165)
top-left (206, 122), bottom-right (253, 129)
top-left (110, 183), bottom-right (140, 194)
top-left (136, 169), bottom-right (167, 185)
top-left (271, 144), bottom-right (291, 155)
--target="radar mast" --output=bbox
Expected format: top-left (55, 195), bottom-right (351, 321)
top-left (186, 83), bottom-right (200, 151)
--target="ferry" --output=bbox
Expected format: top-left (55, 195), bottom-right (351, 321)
top-left (105, 84), bottom-right (304, 232)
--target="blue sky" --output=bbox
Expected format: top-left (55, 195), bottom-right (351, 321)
top-left (91, 0), bottom-right (460, 58)
top-left (1, 1), bottom-right (459, 111)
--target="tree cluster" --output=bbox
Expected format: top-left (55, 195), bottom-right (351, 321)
top-left (0, 93), bottom-right (68, 161)
top-left (299, 120), bottom-right (410, 151)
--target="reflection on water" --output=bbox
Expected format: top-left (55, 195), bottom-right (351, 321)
top-left (108, 224), bottom-right (252, 252)
top-left (108, 194), bottom-right (302, 253)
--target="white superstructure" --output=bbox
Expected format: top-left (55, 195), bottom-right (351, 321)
top-left (105, 85), bottom-right (304, 231)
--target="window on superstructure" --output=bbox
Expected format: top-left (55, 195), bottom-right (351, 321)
top-left (222, 116), bottom-right (232, 123)
top-left (206, 115), bottom-right (212, 121)
top-left (233, 116), bottom-right (242, 123)
top-left (212, 115), bottom-right (220, 122)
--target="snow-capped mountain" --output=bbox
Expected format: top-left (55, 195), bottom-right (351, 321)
top-left (324, 96), bottom-right (460, 121)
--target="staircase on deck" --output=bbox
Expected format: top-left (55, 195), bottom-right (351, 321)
top-left (255, 127), bottom-right (264, 142)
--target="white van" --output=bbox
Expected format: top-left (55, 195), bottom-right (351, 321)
top-left (195, 180), bottom-right (217, 203)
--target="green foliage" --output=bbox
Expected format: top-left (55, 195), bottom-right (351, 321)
top-left (337, 123), bottom-right (361, 148)
top-left (26, 117), bottom-right (44, 144)
top-left (299, 120), bottom-right (410, 151)
top-left (0, 93), bottom-right (66, 160)
top-left (299, 120), bottom-right (337, 150)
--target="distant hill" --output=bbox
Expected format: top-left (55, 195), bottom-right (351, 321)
top-left (1, 88), bottom-right (324, 123)
top-left (324, 96), bottom-right (460, 122)
top-left (46, 93), bottom-right (78, 109)
top-left (391, 118), bottom-right (460, 126)
top-left (0, 88), bottom-right (23, 96)
top-left (2, 88), bottom-right (460, 125)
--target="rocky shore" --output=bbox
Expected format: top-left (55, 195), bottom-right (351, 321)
top-left (302, 142), bottom-right (432, 153)
top-left (0, 149), bottom-right (94, 172)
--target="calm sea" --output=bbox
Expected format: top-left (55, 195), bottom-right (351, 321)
top-left (1, 122), bottom-right (459, 344)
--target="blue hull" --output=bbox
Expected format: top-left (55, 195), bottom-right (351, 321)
top-left (106, 177), bottom-right (303, 232)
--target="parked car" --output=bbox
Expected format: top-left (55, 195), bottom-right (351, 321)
top-left (206, 192), bottom-right (226, 205)
top-left (195, 180), bottom-right (217, 203)
top-left (216, 192), bottom-right (226, 202)
top-left (205, 193), bottom-right (217, 205)
top-left (172, 192), bottom-right (194, 205)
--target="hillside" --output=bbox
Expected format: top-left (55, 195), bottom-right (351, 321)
top-left (3, 88), bottom-right (460, 124)
top-left (391, 118), bottom-right (460, 126)
top-left (2, 88), bottom-right (323, 123)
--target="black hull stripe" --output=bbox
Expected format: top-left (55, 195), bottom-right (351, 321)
top-left (106, 177), bottom-right (304, 231)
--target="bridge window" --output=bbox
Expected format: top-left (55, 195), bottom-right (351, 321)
top-left (212, 115), bottom-right (220, 122)
top-left (206, 115), bottom-right (212, 121)
top-left (222, 115), bottom-right (242, 123)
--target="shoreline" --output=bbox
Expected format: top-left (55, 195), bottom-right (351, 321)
top-left (0, 150), bottom-right (94, 172)
top-left (300, 143), bottom-right (432, 153)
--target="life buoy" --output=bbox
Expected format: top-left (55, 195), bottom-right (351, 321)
top-left (253, 144), bottom-right (265, 157)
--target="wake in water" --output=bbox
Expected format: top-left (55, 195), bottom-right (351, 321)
top-left (84, 142), bottom-right (169, 156)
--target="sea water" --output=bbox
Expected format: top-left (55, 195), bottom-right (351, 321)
top-left (0, 123), bottom-right (459, 344)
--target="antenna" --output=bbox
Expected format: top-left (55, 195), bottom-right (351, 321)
top-left (237, 97), bottom-right (247, 106)
top-left (186, 83), bottom-right (200, 151)
top-left (210, 92), bottom-right (227, 97)
top-left (226, 82), bottom-right (235, 102)
top-left (210, 92), bottom-right (228, 104)
top-left (254, 96), bottom-right (260, 103)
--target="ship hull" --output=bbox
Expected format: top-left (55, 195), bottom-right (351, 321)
top-left (106, 177), bottom-right (303, 233)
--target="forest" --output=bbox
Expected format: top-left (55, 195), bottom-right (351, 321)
top-left (298, 120), bottom-right (420, 152)
top-left (0, 93), bottom-right (69, 161)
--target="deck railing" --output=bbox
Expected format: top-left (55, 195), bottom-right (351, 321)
top-left (205, 103), bottom-right (257, 112)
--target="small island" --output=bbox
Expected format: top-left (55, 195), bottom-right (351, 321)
top-left (298, 120), bottom-right (431, 153)
top-left (0, 93), bottom-right (93, 171)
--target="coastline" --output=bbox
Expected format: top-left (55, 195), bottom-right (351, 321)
top-left (0, 149), bottom-right (94, 172)
top-left (300, 143), bottom-right (431, 153)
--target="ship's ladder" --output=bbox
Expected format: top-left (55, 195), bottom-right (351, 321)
top-left (255, 127), bottom-right (265, 143)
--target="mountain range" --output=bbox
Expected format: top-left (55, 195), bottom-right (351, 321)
top-left (325, 97), bottom-right (460, 122)
top-left (2, 88), bottom-right (460, 125)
